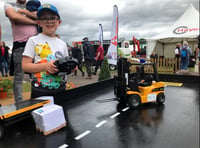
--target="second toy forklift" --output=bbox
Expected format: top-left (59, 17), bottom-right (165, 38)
top-left (114, 58), bottom-right (165, 108)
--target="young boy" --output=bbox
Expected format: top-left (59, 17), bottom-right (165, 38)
top-left (22, 4), bottom-right (69, 99)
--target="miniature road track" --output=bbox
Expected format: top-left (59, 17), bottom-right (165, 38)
top-left (0, 82), bottom-right (199, 148)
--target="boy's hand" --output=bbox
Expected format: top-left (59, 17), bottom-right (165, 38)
top-left (71, 66), bottom-right (78, 73)
top-left (45, 61), bottom-right (59, 74)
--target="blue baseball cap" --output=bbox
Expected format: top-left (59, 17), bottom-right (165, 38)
top-left (37, 4), bottom-right (60, 18)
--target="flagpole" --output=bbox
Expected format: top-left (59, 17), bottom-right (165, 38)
top-left (99, 24), bottom-right (104, 47)
top-left (114, 5), bottom-right (119, 63)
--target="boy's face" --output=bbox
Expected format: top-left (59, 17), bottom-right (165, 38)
top-left (37, 11), bottom-right (61, 37)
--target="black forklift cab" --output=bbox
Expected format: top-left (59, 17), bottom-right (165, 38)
top-left (114, 58), bottom-right (160, 104)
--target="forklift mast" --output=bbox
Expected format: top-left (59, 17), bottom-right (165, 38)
top-left (117, 58), bottom-right (130, 78)
top-left (114, 58), bottom-right (131, 101)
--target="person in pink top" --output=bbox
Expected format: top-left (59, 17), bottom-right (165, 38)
top-left (93, 41), bottom-right (104, 75)
top-left (4, 0), bottom-right (38, 103)
top-left (0, 41), bottom-right (10, 77)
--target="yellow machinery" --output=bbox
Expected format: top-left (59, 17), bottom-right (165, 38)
top-left (0, 99), bottom-right (50, 139)
top-left (114, 58), bottom-right (165, 108)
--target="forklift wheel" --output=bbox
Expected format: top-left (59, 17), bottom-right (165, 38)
top-left (128, 95), bottom-right (141, 108)
top-left (0, 125), bottom-right (4, 140)
top-left (157, 93), bottom-right (165, 104)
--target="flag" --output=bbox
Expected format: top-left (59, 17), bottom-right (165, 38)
top-left (106, 5), bottom-right (119, 65)
top-left (99, 24), bottom-right (104, 47)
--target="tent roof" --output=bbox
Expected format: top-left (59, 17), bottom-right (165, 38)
top-left (150, 4), bottom-right (199, 43)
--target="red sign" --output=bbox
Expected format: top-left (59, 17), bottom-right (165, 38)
top-left (173, 26), bottom-right (200, 34)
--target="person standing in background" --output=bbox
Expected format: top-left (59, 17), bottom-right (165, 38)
top-left (66, 43), bottom-right (72, 56)
top-left (0, 41), bottom-right (10, 77)
top-left (4, 0), bottom-right (38, 103)
top-left (72, 43), bottom-right (84, 77)
top-left (180, 41), bottom-right (192, 70)
top-left (93, 41), bottom-right (104, 75)
top-left (174, 43), bottom-right (181, 59)
top-left (82, 37), bottom-right (94, 79)
top-left (174, 43), bottom-right (181, 70)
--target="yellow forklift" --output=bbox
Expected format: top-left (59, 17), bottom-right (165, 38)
top-left (0, 100), bottom-right (50, 139)
top-left (114, 58), bottom-right (165, 108)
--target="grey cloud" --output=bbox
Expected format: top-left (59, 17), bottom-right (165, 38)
top-left (0, 0), bottom-right (199, 47)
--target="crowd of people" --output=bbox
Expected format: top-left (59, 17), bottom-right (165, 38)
top-left (174, 41), bottom-right (199, 70)
top-left (150, 40), bottom-right (199, 71)
top-left (69, 37), bottom-right (105, 78)
top-left (1, 0), bottom-right (105, 103)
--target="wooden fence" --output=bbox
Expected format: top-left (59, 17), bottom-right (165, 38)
top-left (149, 58), bottom-right (180, 74)
top-left (129, 57), bottom-right (199, 74)
top-left (128, 58), bottom-right (181, 74)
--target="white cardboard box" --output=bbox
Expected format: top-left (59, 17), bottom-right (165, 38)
top-left (32, 104), bottom-right (66, 135)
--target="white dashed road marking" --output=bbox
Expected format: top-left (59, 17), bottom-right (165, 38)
top-left (60, 107), bottom-right (130, 146)
top-left (75, 130), bottom-right (91, 140)
top-left (122, 107), bottom-right (129, 112)
top-left (110, 112), bottom-right (120, 119)
top-left (95, 120), bottom-right (107, 128)
top-left (58, 144), bottom-right (68, 148)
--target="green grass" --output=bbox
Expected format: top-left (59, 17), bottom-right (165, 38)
top-left (5, 81), bottom-right (31, 98)
top-left (22, 81), bottom-right (31, 92)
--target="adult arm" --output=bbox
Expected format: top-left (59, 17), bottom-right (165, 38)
top-left (83, 44), bottom-right (89, 58)
top-left (22, 56), bottom-right (59, 74)
top-left (71, 48), bottom-right (75, 58)
top-left (17, 9), bottom-right (37, 20)
top-left (83, 44), bottom-right (87, 54)
top-left (95, 51), bottom-right (100, 60)
top-left (5, 7), bottom-right (36, 25)
top-left (189, 47), bottom-right (192, 55)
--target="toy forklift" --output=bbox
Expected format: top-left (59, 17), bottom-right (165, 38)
top-left (0, 99), bottom-right (50, 139)
top-left (114, 58), bottom-right (165, 108)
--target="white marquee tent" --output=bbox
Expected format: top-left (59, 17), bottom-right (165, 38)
top-left (146, 4), bottom-right (199, 58)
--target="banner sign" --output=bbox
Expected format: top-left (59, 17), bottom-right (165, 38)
top-left (99, 24), bottom-right (104, 47)
top-left (106, 5), bottom-right (119, 65)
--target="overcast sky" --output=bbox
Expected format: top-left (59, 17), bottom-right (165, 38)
top-left (0, 0), bottom-right (199, 47)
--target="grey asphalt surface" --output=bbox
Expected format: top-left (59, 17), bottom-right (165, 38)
top-left (0, 79), bottom-right (199, 148)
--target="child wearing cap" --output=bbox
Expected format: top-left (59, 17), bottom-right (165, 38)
top-left (22, 4), bottom-right (69, 100)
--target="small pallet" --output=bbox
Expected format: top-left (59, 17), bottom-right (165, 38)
top-left (35, 122), bottom-right (66, 136)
